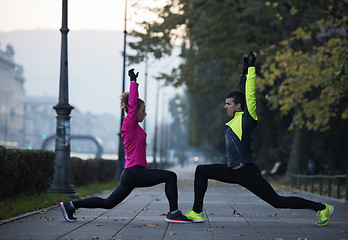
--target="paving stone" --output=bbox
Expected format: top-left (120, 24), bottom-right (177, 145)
top-left (0, 164), bottom-right (347, 240)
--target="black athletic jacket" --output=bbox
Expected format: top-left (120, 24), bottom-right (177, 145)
top-left (225, 66), bottom-right (258, 168)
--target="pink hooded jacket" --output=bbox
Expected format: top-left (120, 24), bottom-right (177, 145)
top-left (121, 82), bottom-right (148, 169)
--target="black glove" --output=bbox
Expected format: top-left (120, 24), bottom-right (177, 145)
top-left (248, 51), bottom-right (256, 67)
top-left (242, 56), bottom-right (249, 75)
top-left (128, 69), bottom-right (139, 82)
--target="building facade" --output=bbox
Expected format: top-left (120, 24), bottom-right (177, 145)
top-left (24, 96), bottom-right (119, 157)
top-left (24, 96), bottom-right (57, 150)
top-left (1, 42), bottom-right (118, 157)
top-left (0, 44), bottom-right (25, 148)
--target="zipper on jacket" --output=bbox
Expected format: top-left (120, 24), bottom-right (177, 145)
top-left (228, 129), bottom-right (240, 153)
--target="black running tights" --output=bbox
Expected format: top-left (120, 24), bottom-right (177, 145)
top-left (73, 165), bottom-right (179, 212)
top-left (192, 164), bottom-right (325, 213)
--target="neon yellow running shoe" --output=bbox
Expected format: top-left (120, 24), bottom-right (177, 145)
top-left (315, 203), bottom-right (334, 226)
top-left (185, 210), bottom-right (205, 222)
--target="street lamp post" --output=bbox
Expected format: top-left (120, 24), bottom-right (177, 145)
top-left (152, 81), bottom-right (161, 168)
top-left (159, 93), bottom-right (166, 166)
top-left (143, 59), bottom-right (148, 132)
top-left (48, 0), bottom-right (76, 197)
top-left (116, 0), bottom-right (128, 179)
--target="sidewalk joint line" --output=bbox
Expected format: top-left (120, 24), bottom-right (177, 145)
top-left (56, 195), bottom-right (137, 240)
top-left (56, 209), bottom-right (111, 240)
top-left (226, 201), bottom-right (260, 234)
top-left (161, 222), bottom-right (170, 240)
top-left (204, 208), bottom-right (216, 240)
top-left (110, 199), bottom-right (155, 239)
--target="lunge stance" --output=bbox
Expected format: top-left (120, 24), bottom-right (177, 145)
top-left (60, 69), bottom-right (191, 223)
top-left (185, 52), bottom-right (333, 227)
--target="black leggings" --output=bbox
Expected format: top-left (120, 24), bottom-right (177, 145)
top-left (73, 165), bottom-right (179, 212)
top-left (192, 164), bottom-right (325, 213)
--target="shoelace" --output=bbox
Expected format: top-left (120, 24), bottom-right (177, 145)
top-left (316, 211), bottom-right (322, 221)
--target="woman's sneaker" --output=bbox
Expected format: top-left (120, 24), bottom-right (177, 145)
top-left (315, 203), bottom-right (334, 226)
top-left (165, 210), bottom-right (192, 223)
top-left (60, 201), bottom-right (77, 222)
top-left (185, 209), bottom-right (205, 222)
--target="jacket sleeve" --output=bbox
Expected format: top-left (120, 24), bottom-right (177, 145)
top-left (237, 75), bottom-right (246, 93)
top-left (244, 66), bottom-right (258, 120)
top-left (122, 82), bottom-right (139, 133)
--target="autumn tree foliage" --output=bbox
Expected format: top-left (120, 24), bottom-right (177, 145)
top-left (127, 0), bottom-right (348, 173)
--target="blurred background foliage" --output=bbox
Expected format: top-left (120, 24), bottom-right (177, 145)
top-left (127, 0), bottom-right (348, 178)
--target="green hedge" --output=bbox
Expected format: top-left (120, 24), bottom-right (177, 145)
top-left (0, 146), bottom-right (55, 201)
top-left (71, 157), bottom-right (117, 186)
top-left (0, 146), bottom-right (118, 201)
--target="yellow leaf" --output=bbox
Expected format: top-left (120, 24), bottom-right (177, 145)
top-left (342, 110), bottom-right (348, 119)
top-left (290, 7), bottom-right (298, 15)
top-left (292, 189), bottom-right (301, 193)
top-left (145, 224), bottom-right (158, 227)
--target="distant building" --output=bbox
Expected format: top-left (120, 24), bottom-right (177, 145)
top-left (24, 95), bottom-right (119, 157)
top-left (0, 43), bottom-right (25, 148)
top-left (24, 96), bottom-right (56, 150)
top-left (69, 109), bottom-right (119, 157)
top-left (0, 42), bottom-right (118, 157)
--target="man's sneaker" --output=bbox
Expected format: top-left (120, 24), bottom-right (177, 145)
top-left (60, 201), bottom-right (77, 222)
top-left (185, 209), bottom-right (205, 222)
top-left (165, 210), bottom-right (192, 223)
top-left (315, 203), bottom-right (334, 226)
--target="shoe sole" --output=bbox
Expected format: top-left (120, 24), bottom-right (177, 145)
top-left (185, 211), bottom-right (205, 223)
top-left (192, 219), bottom-right (205, 223)
top-left (165, 218), bottom-right (192, 223)
top-left (60, 202), bottom-right (76, 222)
top-left (315, 206), bottom-right (334, 227)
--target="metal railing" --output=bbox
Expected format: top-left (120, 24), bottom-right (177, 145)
top-left (290, 171), bottom-right (348, 201)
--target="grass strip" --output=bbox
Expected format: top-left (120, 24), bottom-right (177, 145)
top-left (75, 180), bottom-right (119, 197)
top-left (0, 180), bottom-right (119, 220)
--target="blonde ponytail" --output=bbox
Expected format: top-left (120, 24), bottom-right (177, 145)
top-left (120, 91), bottom-right (145, 113)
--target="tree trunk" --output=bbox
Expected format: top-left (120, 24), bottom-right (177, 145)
top-left (255, 97), bottom-right (276, 169)
top-left (285, 125), bottom-right (312, 181)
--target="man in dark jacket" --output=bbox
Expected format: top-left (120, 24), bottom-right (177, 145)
top-left (185, 51), bottom-right (333, 227)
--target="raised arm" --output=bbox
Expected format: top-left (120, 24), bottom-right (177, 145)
top-left (245, 51), bottom-right (258, 121)
top-left (122, 69), bottom-right (140, 131)
top-left (237, 56), bottom-right (249, 92)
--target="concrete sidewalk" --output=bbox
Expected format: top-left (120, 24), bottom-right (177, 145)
top-left (1, 164), bottom-right (347, 240)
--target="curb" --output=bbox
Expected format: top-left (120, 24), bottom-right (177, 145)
top-left (0, 205), bottom-right (58, 225)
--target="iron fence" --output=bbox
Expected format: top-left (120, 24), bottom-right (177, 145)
top-left (291, 171), bottom-right (348, 201)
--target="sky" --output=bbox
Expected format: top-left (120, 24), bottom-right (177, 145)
top-left (0, 0), bottom-right (162, 32)
top-left (0, 0), bottom-right (123, 32)
top-left (0, 0), bottom-right (182, 119)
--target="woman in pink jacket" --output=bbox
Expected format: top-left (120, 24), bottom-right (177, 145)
top-left (60, 69), bottom-right (191, 223)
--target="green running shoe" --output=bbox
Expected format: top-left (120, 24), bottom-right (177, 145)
top-left (165, 210), bottom-right (192, 223)
top-left (315, 203), bottom-right (334, 226)
top-left (185, 210), bottom-right (205, 222)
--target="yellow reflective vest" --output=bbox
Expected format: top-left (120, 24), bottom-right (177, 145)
top-left (225, 66), bottom-right (258, 168)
